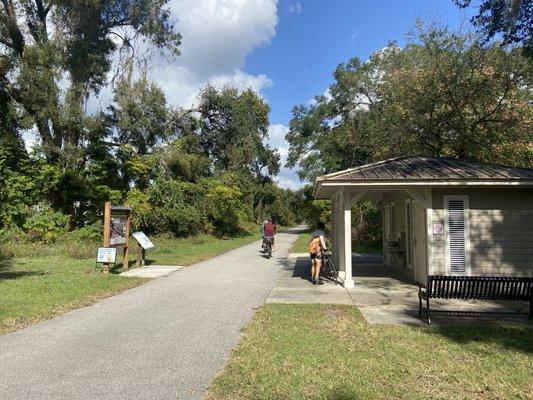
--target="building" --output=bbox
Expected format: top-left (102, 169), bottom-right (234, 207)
top-left (313, 157), bottom-right (533, 288)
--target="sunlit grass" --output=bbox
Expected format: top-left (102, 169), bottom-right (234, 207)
top-left (208, 304), bottom-right (533, 400)
top-left (0, 232), bottom-right (260, 334)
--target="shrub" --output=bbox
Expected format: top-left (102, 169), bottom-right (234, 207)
top-left (125, 188), bottom-right (151, 231)
top-left (23, 204), bottom-right (70, 243)
top-left (69, 222), bottom-right (102, 243)
top-left (146, 180), bottom-right (205, 236)
top-left (205, 183), bottom-right (246, 236)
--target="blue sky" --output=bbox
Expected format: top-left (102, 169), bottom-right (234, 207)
top-left (250, 0), bottom-right (477, 125)
top-left (80, 1), bottom-right (479, 190)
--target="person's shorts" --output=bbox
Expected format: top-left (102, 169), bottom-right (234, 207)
top-left (264, 236), bottom-right (274, 243)
top-left (310, 252), bottom-right (319, 260)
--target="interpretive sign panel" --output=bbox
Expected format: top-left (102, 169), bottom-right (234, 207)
top-left (132, 232), bottom-right (155, 250)
top-left (96, 247), bottom-right (117, 263)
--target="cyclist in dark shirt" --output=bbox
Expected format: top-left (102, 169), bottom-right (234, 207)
top-left (262, 218), bottom-right (277, 251)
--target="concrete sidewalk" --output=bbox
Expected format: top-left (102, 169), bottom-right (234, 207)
top-left (0, 228), bottom-right (302, 400)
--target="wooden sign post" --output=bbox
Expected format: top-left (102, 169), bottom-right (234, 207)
top-left (102, 202), bottom-right (132, 272)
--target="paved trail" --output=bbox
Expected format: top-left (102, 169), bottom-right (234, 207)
top-left (0, 229), bottom-right (301, 400)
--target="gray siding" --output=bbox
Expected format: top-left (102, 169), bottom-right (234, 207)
top-left (432, 188), bottom-right (533, 277)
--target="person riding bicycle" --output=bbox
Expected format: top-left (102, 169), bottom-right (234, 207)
top-left (262, 218), bottom-right (277, 252)
top-left (309, 222), bottom-right (327, 285)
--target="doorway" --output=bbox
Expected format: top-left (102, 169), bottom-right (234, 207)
top-left (405, 199), bottom-right (427, 284)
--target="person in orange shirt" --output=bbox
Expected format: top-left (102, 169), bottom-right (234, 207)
top-left (308, 222), bottom-right (327, 285)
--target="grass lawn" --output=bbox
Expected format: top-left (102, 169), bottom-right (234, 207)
top-left (0, 232), bottom-right (259, 334)
top-left (208, 304), bottom-right (533, 400)
top-left (290, 231), bottom-right (383, 254)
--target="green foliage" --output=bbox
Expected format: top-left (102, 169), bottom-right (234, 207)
top-left (455, 0), bottom-right (532, 57)
top-left (23, 204), bottom-right (70, 243)
top-left (145, 180), bottom-right (204, 236)
top-left (287, 23), bottom-right (533, 182)
top-left (195, 86), bottom-right (280, 178)
top-left (204, 181), bottom-right (246, 236)
top-left (69, 222), bottom-right (102, 243)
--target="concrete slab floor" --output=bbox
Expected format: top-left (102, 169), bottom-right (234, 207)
top-left (120, 265), bottom-right (184, 278)
top-left (270, 256), bottom-right (532, 327)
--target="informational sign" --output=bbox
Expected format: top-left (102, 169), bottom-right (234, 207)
top-left (96, 247), bottom-right (117, 263)
top-left (132, 231), bottom-right (155, 250)
top-left (110, 215), bottom-right (128, 245)
top-left (433, 223), bottom-right (444, 235)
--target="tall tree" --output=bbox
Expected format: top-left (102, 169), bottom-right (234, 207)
top-left (0, 0), bottom-right (181, 160)
top-left (455, 0), bottom-right (533, 56)
top-left (194, 85), bottom-right (280, 179)
top-left (287, 23), bottom-right (533, 182)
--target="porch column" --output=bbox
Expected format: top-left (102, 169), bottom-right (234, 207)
top-left (341, 190), bottom-right (354, 288)
top-left (331, 194), bottom-right (339, 268)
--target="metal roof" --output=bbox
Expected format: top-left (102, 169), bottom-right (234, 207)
top-left (316, 157), bottom-right (533, 183)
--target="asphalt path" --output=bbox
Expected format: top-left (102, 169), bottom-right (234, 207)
top-left (0, 228), bottom-right (302, 400)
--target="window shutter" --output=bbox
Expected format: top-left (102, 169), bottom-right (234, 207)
top-left (448, 199), bottom-right (467, 275)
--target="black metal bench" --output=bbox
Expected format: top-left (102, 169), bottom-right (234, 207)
top-left (418, 275), bottom-right (533, 324)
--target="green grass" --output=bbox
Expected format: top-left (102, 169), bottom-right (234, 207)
top-left (290, 231), bottom-right (383, 254)
top-left (208, 304), bottom-right (533, 400)
top-left (0, 232), bottom-right (259, 334)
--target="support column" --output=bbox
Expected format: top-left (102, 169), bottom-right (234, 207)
top-left (331, 194), bottom-right (338, 268)
top-left (342, 190), bottom-right (354, 288)
top-left (337, 191), bottom-right (346, 279)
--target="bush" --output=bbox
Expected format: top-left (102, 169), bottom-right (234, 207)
top-left (125, 188), bottom-right (151, 231)
top-left (23, 204), bottom-right (70, 243)
top-left (69, 222), bottom-right (102, 243)
top-left (146, 180), bottom-right (205, 236)
top-left (204, 183), bottom-right (247, 236)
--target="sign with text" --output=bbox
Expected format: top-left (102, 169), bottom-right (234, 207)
top-left (433, 223), bottom-right (444, 235)
top-left (96, 247), bottom-right (117, 263)
top-left (132, 231), bottom-right (155, 250)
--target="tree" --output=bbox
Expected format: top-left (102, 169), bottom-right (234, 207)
top-left (0, 0), bottom-right (181, 160)
top-left (194, 85), bottom-right (280, 179)
top-left (287, 23), bottom-right (533, 182)
top-left (109, 72), bottom-right (169, 189)
top-left (455, 0), bottom-right (533, 56)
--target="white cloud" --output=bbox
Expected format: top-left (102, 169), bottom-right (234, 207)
top-left (288, 1), bottom-right (302, 14)
top-left (88, 0), bottom-right (278, 110)
top-left (267, 123), bottom-right (303, 190)
top-left (150, 0), bottom-right (277, 108)
top-left (21, 129), bottom-right (39, 152)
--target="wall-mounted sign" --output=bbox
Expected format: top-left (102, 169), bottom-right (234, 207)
top-left (132, 232), bottom-right (155, 250)
top-left (433, 223), bottom-right (444, 235)
top-left (96, 247), bottom-right (117, 263)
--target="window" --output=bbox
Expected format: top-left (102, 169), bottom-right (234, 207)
top-left (444, 196), bottom-right (471, 275)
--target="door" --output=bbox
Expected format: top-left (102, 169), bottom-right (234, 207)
top-left (413, 201), bottom-right (427, 284)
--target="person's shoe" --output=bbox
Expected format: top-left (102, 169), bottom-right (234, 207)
top-left (312, 279), bottom-right (317, 285)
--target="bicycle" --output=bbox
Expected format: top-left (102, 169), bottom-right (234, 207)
top-left (320, 251), bottom-right (340, 284)
top-left (263, 237), bottom-right (273, 259)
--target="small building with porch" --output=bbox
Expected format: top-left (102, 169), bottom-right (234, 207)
top-left (314, 157), bottom-right (533, 288)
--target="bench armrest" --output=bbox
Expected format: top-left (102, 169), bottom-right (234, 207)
top-left (416, 282), bottom-right (427, 299)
